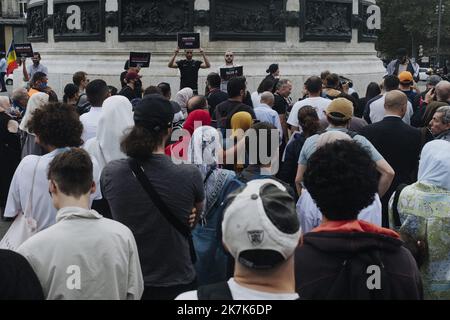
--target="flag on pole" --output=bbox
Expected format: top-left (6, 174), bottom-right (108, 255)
top-left (6, 41), bottom-right (18, 76)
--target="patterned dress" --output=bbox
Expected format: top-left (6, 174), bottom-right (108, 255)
top-left (389, 182), bottom-right (450, 300)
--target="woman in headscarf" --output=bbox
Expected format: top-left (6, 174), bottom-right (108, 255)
top-left (188, 126), bottom-right (236, 286)
top-left (223, 111), bottom-right (253, 172)
top-left (19, 92), bottom-right (49, 158)
top-left (84, 95), bottom-right (134, 219)
top-left (230, 111), bottom-right (253, 140)
top-left (389, 140), bottom-right (450, 300)
top-left (165, 109), bottom-right (211, 161)
top-left (173, 87), bottom-right (194, 118)
top-left (84, 95), bottom-right (134, 173)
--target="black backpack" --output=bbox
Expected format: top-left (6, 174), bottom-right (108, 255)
top-left (325, 249), bottom-right (392, 300)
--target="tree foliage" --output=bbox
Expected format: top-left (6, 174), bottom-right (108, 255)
top-left (376, 0), bottom-right (450, 61)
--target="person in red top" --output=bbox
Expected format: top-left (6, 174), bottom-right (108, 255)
top-left (165, 109), bottom-right (211, 161)
top-left (295, 140), bottom-right (423, 300)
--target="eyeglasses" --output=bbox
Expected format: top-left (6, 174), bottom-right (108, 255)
top-left (226, 55), bottom-right (233, 57)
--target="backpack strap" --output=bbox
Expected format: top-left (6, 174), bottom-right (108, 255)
top-left (203, 169), bottom-right (215, 184)
top-left (346, 130), bottom-right (359, 138)
top-left (392, 183), bottom-right (408, 228)
top-left (197, 282), bottom-right (233, 300)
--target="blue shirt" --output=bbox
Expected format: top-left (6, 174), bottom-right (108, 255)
top-left (0, 58), bottom-right (7, 73)
top-left (254, 104), bottom-right (283, 140)
top-left (298, 127), bottom-right (384, 166)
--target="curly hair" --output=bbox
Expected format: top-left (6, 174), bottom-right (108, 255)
top-left (28, 102), bottom-right (83, 148)
top-left (303, 140), bottom-right (378, 220)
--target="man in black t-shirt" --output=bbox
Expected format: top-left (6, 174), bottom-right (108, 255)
top-left (274, 79), bottom-right (292, 142)
top-left (215, 76), bottom-right (256, 130)
top-left (206, 72), bottom-right (228, 120)
top-left (168, 48), bottom-right (211, 95)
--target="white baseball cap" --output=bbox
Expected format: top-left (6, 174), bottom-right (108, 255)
top-left (222, 179), bottom-right (301, 270)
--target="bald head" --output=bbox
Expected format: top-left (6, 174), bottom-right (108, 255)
top-left (435, 81), bottom-right (450, 103)
top-left (187, 95), bottom-right (208, 114)
top-left (260, 91), bottom-right (275, 107)
top-left (384, 90), bottom-right (407, 117)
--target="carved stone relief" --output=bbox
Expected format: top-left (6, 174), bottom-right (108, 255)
top-left (118, 0), bottom-right (194, 41)
top-left (210, 0), bottom-right (286, 41)
top-left (27, 2), bottom-right (47, 42)
top-left (300, 0), bottom-right (352, 42)
top-left (53, 0), bottom-right (105, 41)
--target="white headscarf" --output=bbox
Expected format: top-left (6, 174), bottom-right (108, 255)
top-left (174, 88), bottom-right (194, 116)
top-left (19, 93), bottom-right (49, 134)
top-left (418, 140), bottom-right (450, 190)
top-left (84, 95), bottom-right (134, 172)
top-left (188, 126), bottom-right (222, 177)
top-left (188, 126), bottom-right (234, 214)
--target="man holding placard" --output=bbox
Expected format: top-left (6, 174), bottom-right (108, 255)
top-left (219, 51), bottom-right (241, 92)
top-left (168, 33), bottom-right (210, 95)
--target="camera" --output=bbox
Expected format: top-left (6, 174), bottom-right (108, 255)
top-left (339, 76), bottom-right (353, 88)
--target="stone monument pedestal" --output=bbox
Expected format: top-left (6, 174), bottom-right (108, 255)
top-left (24, 0), bottom-right (384, 100)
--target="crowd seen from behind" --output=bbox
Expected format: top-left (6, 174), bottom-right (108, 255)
top-left (0, 48), bottom-right (449, 300)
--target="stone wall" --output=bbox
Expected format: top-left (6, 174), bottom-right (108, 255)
top-left (23, 0), bottom-right (385, 99)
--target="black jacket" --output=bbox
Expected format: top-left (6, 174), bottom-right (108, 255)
top-left (207, 89), bottom-right (228, 120)
top-left (277, 132), bottom-right (306, 193)
top-left (359, 116), bottom-right (422, 226)
top-left (0, 250), bottom-right (44, 300)
top-left (295, 231), bottom-right (423, 300)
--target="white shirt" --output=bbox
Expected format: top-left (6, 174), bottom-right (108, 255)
top-left (80, 107), bottom-right (102, 143)
top-left (176, 278), bottom-right (299, 300)
top-left (18, 207), bottom-right (144, 300)
top-left (297, 190), bottom-right (382, 234)
top-left (254, 103), bottom-right (283, 140)
top-left (368, 94), bottom-right (413, 125)
top-left (251, 91), bottom-right (261, 108)
top-left (287, 97), bottom-right (332, 127)
top-left (4, 149), bottom-right (102, 233)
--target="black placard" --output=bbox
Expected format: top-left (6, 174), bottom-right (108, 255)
top-left (220, 66), bottom-right (244, 81)
top-left (129, 52), bottom-right (151, 68)
top-left (14, 43), bottom-right (34, 58)
top-left (177, 32), bottom-right (200, 49)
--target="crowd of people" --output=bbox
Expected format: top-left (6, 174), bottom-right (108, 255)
top-left (0, 48), bottom-right (449, 300)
